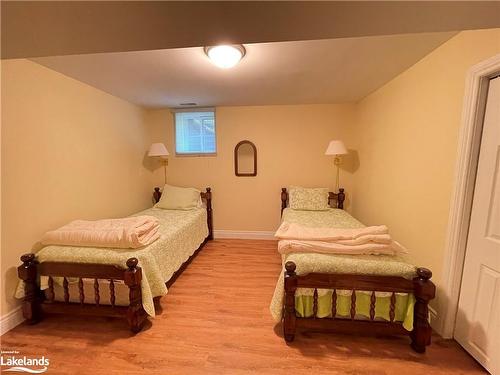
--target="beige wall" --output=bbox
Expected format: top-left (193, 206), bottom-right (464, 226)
top-left (1, 59), bottom-right (154, 315)
top-left (147, 104), bottom-right (357, 232)
top-left (352, 29), bottom-right (500, 314)
top-left (3, 29), bottom-right (499, 326)
top-left (0, 59), bottom-right (3, 318)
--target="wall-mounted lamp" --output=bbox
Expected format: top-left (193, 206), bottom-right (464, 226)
top-left (148, 143), bottom-right (169, 184)
top-left (325, 140), bottom-right (348, 192)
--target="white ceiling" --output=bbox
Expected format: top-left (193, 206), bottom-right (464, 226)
top-left (33, 32), bottom-right (456, 108)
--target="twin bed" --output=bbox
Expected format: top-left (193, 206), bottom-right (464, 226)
top-left (271, 188), bottom-right (435, 353)
top-left (17, 185), bottom-right (435, 353)
top-left (17, 187), bottom-right (213, 333)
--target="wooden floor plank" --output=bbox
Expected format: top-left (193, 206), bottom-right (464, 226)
top-left (1, 239), bottom-right (485, 374)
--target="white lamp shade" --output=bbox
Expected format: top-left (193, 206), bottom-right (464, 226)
top-left (148, 143), bottom-right (169, 157)
top-left (325, 140), bottom-right (348, 155)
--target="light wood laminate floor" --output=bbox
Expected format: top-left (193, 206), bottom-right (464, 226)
top-left (1, 240), bottom-right (485, 374)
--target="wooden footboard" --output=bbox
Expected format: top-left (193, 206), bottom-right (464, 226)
top-left (18, 254), bottom-right (148, 333)
top-left (283, 261), bottom-right (436, 353)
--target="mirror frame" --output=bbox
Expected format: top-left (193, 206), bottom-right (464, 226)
top-left (234, 140), bottom-right (257, 177)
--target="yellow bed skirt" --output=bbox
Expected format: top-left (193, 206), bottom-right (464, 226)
top-left (295, 290), bottom-right (415, 331)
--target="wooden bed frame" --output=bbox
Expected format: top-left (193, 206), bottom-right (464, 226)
top-left (18, 187), bottom-right (213, 333)
top-left (280, 187), bottom-right (435, 353)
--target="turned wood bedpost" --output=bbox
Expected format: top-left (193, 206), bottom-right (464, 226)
top-left (17, 253), bottom-right (42, 324)
top-left (281, 188), bottom-right (288, 216)
top-left (153, 187), bottom-right (162, 204)
top-left (205, 187), bottom-right (213, 240)
top-left (283, 261), bottom-right (298, 342)
top-left (124, 258), bottom-right (147, 333)
top-left (411, 267), bottom-right (436, 353)
top-left (337, 188), bottom-right (345, 209)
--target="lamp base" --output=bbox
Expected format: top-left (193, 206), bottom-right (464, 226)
top-left (335, 163), bottom-right (341, 192)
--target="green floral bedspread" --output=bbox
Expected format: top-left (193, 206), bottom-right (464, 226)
top-left (270, 208), bottom-right (417, 329)
top-left (15, 207), bottom-right (208, 317)
top-left (281, 207), bottom-right (364, 228)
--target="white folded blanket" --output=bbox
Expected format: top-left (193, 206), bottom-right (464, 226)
top-left (275, 222), bottom-right (407, 256)
top-left (41, 215), bottom-right (160, 249)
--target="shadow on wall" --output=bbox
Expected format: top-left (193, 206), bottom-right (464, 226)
top-left (142, 151), bottom-right (158, 173)
top-left (337, 149), bottom-right (359, 209)
top-left (342, 149), bottom-right (360, 174)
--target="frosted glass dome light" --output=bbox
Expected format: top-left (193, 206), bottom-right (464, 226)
top-left (205, 45), bottom-right (245, 69)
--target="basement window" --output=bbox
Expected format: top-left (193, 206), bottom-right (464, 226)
top-left (174, 108), bottom-right (217, 156)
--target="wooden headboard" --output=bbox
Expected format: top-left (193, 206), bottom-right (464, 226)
top-left (153, 187), bottom-right (213, 240)
top-left (280, 187), bottom-right (345, 216)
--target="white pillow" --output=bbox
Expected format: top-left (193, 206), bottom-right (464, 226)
top-left (288, 186), bottom-right (329, 211)
top-left (155, 184), bottom-right (201, 210)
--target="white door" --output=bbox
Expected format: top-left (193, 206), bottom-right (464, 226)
top-left (455, 76), bottom-right (500, 374)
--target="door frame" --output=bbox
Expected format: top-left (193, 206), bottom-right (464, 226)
top-left (438, 53), bottom-right (500, 339)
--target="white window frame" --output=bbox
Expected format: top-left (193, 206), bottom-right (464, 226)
top-left (172, 107), bottom-right (217, 157)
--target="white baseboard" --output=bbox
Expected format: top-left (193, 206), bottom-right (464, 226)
top-left (213, 230), bottom-right (275, 240)
top-left (0, 306), bottom-right (24, 336)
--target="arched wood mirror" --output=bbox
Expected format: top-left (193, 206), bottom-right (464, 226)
top-left (234, 140), bottom-right (257, 176)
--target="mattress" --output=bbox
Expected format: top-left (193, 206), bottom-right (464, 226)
top-left (270, 208), bottom-right (417, 329)
top-left (16, 207), bottom-right (208, 317)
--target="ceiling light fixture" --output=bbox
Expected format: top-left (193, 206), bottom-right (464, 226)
top-left (204, 45), bottom-right (245, 69)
